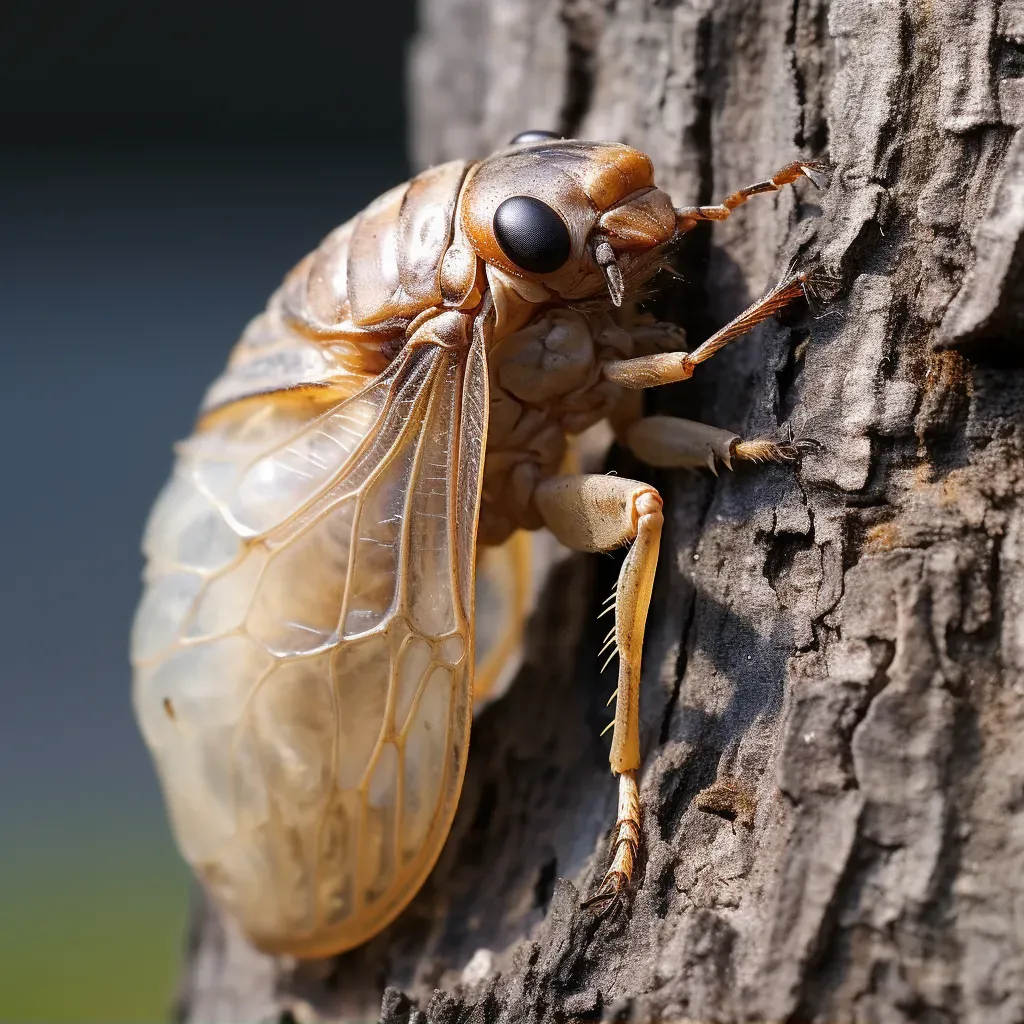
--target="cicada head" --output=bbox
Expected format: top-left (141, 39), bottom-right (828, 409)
top-left (460, 138), bottom-right (680, 308)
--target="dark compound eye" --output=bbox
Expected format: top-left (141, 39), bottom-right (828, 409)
top-left (510, 129), bottom-right (563, 144)
top-left (493, 195), bottom-right (572, 274)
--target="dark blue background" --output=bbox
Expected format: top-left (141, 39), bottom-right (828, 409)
top-left (1, 3), bottom-right (415, 1015)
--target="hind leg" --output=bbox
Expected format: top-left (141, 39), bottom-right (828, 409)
top-left (532, 474), bottom-right (664, 903)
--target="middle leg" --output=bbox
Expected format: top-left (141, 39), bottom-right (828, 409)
top-left (532, 473), bottom-right (664, 904)
top-left (624, 415), bottom-right (814, 474)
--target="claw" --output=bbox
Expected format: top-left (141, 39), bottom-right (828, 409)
top-left (773, 424), bottom-right (821, 460)
top-left (581, 873), bottom-right (629, 915)
top-left (791, 437), bottom-right (822, 456)
top-left (798, 264), bottom-right (843, 305)
top-left (769, 444), bottom-right (800, 462)
top-left (773, 435), bottom-right (821, 461)
top-left (583, 770), bottom-right (641, 914)
top-left (798, 159), bottom-right (831, 189)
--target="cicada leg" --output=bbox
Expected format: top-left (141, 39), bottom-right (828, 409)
top-left (532, 475), bottom-right (664, 905)
top-left (602, 270), bottom-right (813, 389)
top-left (624, 416), bottom-right (817, 475)
top-left (674, 159), bottom-right (828, 233)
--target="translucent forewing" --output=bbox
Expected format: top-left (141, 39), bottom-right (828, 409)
top-left (132, 326), bottom-right (488, 957)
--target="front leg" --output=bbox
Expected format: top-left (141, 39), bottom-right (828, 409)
top-left (603, 271), bottom-right (813, 389)
top-left (674, 159), bottom-right (828, 233)
top-left (533, 474), bottom-right (664, 904)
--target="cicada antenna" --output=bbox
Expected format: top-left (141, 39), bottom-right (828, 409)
top-left (592, 239), bottom-right (625, 307)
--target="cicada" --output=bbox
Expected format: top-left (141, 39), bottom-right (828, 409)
top-left (132, 130), bottom-right (825, 957)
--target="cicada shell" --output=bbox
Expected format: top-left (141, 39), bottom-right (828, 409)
top-left (133, 131), bottom-right (824, 955)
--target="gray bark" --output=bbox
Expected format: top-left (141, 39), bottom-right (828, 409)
top-left (178, 0), bottom-right (1024, 1021)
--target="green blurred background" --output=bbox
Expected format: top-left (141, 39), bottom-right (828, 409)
top-left (1, 2), bottom-right (414, 1018)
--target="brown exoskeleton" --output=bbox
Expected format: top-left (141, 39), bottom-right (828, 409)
top-left (132, 130), bottom-right (826, 957)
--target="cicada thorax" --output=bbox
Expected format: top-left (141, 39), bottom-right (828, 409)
top-left (290, 159), bottom-right (474, 332)
top-left (197, 158), bottom-right (478, 423)
top-left (202, 139), bottom-right (671, 422)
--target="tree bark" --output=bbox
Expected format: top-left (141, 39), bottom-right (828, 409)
top-left (177, 1), bottom-right (1024, 1021)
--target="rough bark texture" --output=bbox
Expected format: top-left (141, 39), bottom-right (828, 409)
top-left (178, 1), bottom-right (1024, 1021)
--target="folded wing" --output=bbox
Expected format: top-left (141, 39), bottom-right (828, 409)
top-left (132, 326), bottom-right (488, 956)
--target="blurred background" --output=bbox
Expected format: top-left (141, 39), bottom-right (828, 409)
top-left (1, 2), bottom-right (416, 1017)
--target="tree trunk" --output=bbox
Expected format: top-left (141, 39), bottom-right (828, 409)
top-left (177, 1), bottom-right (1024, 1021)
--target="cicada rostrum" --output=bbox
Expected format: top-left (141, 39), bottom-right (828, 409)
top-left (132, 131), bottom-right (826, 956)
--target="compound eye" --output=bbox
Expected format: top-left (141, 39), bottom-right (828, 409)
top-left (510, 129), bottom-right (562, 144)
top-left (493, 195), bottom-right (572, 274)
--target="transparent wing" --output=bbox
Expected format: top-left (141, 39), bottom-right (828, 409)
top-left (473, 528), bottom-right (571, 711)
top-left (473, 531), bottom-right (532, 709)
top-left (132, 329), bottom-right (488, 956)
